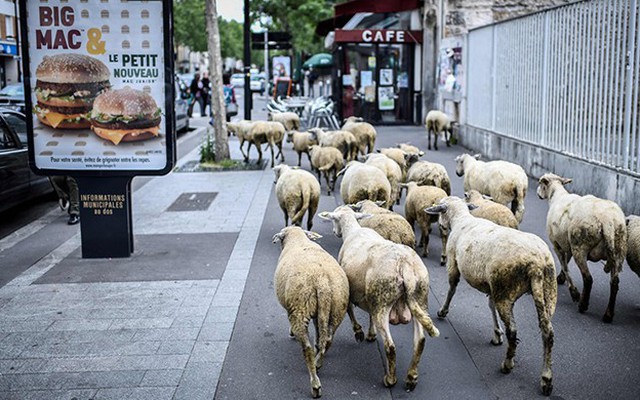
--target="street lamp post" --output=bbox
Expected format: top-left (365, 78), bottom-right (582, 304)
top-left (243, 0), bottom-right (251, 120)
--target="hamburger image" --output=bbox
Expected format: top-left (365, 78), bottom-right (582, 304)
top-left (34, 54), bottom-right (110, 129)
top-left (90, 87), bottom-right (162, 145)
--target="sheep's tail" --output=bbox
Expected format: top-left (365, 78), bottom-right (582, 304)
top-left (315, 284), bottom-right (332, 357)
top-left (401, 264), bottom-right (440, 338)
top-left (511, 185), bottom-right (526, 224)
top-left (602, 216), bottom-right (628, 275)
top-left (542, 256), bottom-right (558, 317)
top-left (291, 187), bottom-right (311, 224)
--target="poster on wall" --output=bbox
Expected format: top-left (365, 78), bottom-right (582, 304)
top-left (378, 86), bottom-right (395, 110)
top-left (380, 69), bottom-right (393, 86)
top-left (438, 37), bottom-right (464, 102)
top-left (21, 0), bottom-right (174, 174)
top-left (272, 56), bottom-right (291, 78)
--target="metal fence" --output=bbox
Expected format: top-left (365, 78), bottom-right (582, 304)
top-left (466, 0), bottom-right (640, 175)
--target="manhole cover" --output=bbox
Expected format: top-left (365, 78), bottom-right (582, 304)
top-left (166, 192), bottom-right (218, 212)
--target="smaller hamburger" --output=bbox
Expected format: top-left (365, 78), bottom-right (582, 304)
top-left (90, 87), bottom-right (161, 145)
top-left (35, 54), bottom-right (110, 129)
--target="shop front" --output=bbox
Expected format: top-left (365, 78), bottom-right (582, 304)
top-left (334, 29), bottom-right (421, 125)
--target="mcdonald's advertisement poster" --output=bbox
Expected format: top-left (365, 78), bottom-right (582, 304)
top-left (24, 0), bottom-right (169, 171)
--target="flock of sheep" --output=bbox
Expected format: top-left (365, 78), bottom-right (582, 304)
top-left (226, 111), bottom-right (640, 398)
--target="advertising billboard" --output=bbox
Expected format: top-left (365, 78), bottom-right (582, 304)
top-left (20, 0), bottom-right (175, 175)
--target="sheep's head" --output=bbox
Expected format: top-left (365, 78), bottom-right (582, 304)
top-left (286, 131), bottom-right (295, 143)
top-left (537, 173), bottom-right (572, 200)
top-left (455, 154), bottom-right (480, 177)
top-left (272, 226), bottom-right (322, 247)
top-left (319, 207), bottom-right (371, 238)
top-left (272, 164), bottom-right (291, 183)
top-left (425, 196), bottom-right (476, 231)
top-left (348, 200), bottom-right (384, 213)
top-left (464, 190), bottom-right (484, 203)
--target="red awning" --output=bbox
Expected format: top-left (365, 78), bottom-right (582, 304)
top-left (334, 0), bottom-right (422, 17)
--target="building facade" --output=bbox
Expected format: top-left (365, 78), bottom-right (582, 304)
top-left (0, 0), bottom-right (19, 88)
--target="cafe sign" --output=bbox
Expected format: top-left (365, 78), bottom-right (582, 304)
top-left (335, 29), bottom-right (423, 44)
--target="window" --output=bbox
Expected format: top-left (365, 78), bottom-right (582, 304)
top-left (4, 113), bottom-right (27, 144)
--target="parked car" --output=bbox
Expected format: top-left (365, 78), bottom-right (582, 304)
top-left (230, 73), bottom-right (245, 88)
top-left (250, 75), bottom-right (265, 94)
top-left (0, 84), bottom-right (26, 114)
top-left (174, 78), bottom-right (190, 133)
top-left (0, 109), bottom-right (53, 214)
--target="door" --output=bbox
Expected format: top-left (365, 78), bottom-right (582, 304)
top-left (377, 44), bottom-right (412, 123)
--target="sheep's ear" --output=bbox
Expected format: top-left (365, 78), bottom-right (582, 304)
top-left (318, 212), bottom-right (333, 220)
top-left (467, 204), bottom-right (479, 211)
top-left (402, 152), bottom-right (411, 161)
top-left (374, 200), bottom-right (385, 207)
top-left (346, 203), bottom-right (360, 211)
top-left (463, 192), bottom-right (469, 199)
top-left (425, 204), bottom-right (448, 215)
top-left (482, 194), bottom-right (493, 200)
top-left (539, 176), bottom-right (549, 185)
top-left (399, 183), bottom-right (409, 188)
top-left (355, 117), bottom-right (364, 122)
top-left (473, 154), bottom-right (481, 160)
top-left (272, 232), bottom-right (285, 243)
top-left (561, 177), bottom-right (573, 185)
top-left (304, 230), bottom-right (322, 241)
top-left (354, 212), bottom-right (372, 221)
top-left (626, 216), bottom-right (630, 226)
top-left (418, 151), bottom-right (425, 157)
top-left (376, 149), bottom-right (382, 153)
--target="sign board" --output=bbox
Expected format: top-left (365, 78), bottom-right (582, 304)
top-left (335, 29), bottom-right (423, 44)
top-left (272, 56), bottom-right (291, 78)
top-left (251, 31), bottom-right (292, 43)
top-left (20, 0), bottom-right (176, 176)
top-left (274, 78), bottom-right (291, 99)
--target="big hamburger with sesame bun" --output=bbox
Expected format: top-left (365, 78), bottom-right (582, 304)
top-left (90, 87), bottom-right (162, 145)
top-left (34, 54), bottom-right (110, 129)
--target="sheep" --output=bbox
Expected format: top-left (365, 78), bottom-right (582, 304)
top-left (455, 153), bottom-right (528, 223)
top-left (402, 181), bottom-right (448, 262)
top-left (626, 215), bottom-right (640, 278)
top-left (273, 164), bottom-right (321, 230)
top-left (348, 200), bottom-right (416, 248)
top-left (364, 153), bottom-right (403, 207)
top-left (272, 226), bottom-right (350, 399)
top-left (464, 190), bottom-right (519, 229)
top-left (396, 143), bottom-right (424, 158)
top-left (425, 110), bottom-right (453, 150)
top-left (425, 196), bottom-right (557, 396)
top-left (226, 120), bottom-right (254, 161)
top-left (376, 147), bottom-right (418, 182)
top-left (339, 161), bottom-right (391, 209)
top-left (308, 145), bottom-right (344, 195)
top-left (537, 173), bottom-right (628, 323)
top-left (405, 160), bottom-right (452, 195)
top-left (342, 116), bottom-right (377, 155)
top-left (269, 111), bottom-right (301, 132)
top-left (287, 130), bottom-right (318, 167)
top-left (318, 206), bottom-right (439, 391)
top-left (250, 121), bottom-right (286, 167)
top-left (310, 128), bottom-right (359, 162)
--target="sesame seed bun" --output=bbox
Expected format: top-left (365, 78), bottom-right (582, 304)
top-left (91, 87), bottom-right (158, 117)
top-left (35, 54), bottom-right (110, 84)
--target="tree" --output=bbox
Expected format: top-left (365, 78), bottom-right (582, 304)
top-left (206, 0), bottom-right (230, 160)
top-left (174, 0), bottom-right (207, 52)
top-left (218, 18), bottom-right (243, 60)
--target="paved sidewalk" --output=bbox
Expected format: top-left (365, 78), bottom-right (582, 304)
top-left (0, 126), bottom-right (273, 400)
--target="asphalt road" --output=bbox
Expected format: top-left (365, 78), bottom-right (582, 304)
top-left (217, 124), bottom-right (640, 400)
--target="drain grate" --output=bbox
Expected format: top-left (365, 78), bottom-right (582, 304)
top-left (167, 192), bottom-right (218, 212)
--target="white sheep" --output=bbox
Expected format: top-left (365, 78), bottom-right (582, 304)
top-left (405, 160), bottom-right (452, 195)
top-left (273, 164), bottom-right (321, 230)
top-left (425, 110), bottom-right (453, 150)
top-left (310, 128), bottom-right (359, 162)
top-left (348, 200), bottom-right (415, 248)
top-left (626, 215), bottom-right (640, 278)
top-left (537, 173), bottom-right (627, 322)
top-left (269, 111), bottom-right (301, 131)
top-left (342, 116), bottom-right (377, 155)
top-left (364, 153), bottom-right (403, 208)
top-left (251, 120), bottom-right (286, 167)
top-left (396, 143), bottom-right (424, 158)
top-left (272, 226), bottom-right (350, 399)
top-left (226, 120), bottom-right (254, 161)
top-left (339, 161), bottom-right (391, 209)
top-left (455, 153), bottom-right (528, 223)
top-left (376, 147), bottom-right (417, 182)
top-left (402, 182), bottom-right (448, 262)
top-left (308, 145), bottom-right (344, 195)
top-left (464, 190), bottom-right (519, 229)
top-left (425, 196), bottom-right (556, 396)
top-left (287, 130), bottom-right (318, 167)
top-left (319, 206), bottom-right (439, 391)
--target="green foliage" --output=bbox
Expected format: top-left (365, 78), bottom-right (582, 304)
top-left (199, 131), bottom-right (216, 163)
top-left (219, 18), bottom-right (244, 60)
top-left (251, 0), bottom-right (337, 54)
top-left (174, 0), bottom-right (207, 52)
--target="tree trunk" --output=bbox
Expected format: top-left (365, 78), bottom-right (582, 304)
top-left (206, 0), bottom-right (230, 160)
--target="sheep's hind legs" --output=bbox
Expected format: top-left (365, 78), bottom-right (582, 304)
top-left (290, 318), bottom-right (322, 398)
top-left (366, 314), bottom-right (377, 342)
top-left (347, 304), bottom-right (365, 342)
top-left (373, 309), bottom-right (397, 388)
top-left (495, 301), bottom-right (518, 374)
top-left (602, 273), bottom-right (620, 323)
top-left (488, 298), bottom-right (504, 345)
top-left (405, 318), bottom-right (426, 391)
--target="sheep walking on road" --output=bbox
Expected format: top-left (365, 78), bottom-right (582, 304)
top-left (464, 190), bottom-right (519, 229)
top-left (455, 153), bottom-right (528, 223)
top-left (339, 161), bottom-right (391, 209)
top-left (537, 173), bottom-right (627, 322)
top-left (425, 110), bottom-right (453, 150)
top-left (272, 227), bottom-right (350, 398)
top-left (251, 121), bottom-right (286, 168)
top-left (426, 196), bottom-right (557, 396)
top-left (273, 164), bottom-right (321, 230)
top-left (342, 116), bottom-right (377, 155)
top-left (348, 200), bottom-right (416, 248)
top-left (319, 206), bottom-right (440, 391)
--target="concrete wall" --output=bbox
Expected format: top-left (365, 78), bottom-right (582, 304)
top-left (459, 124), bottom-right (640, 215)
